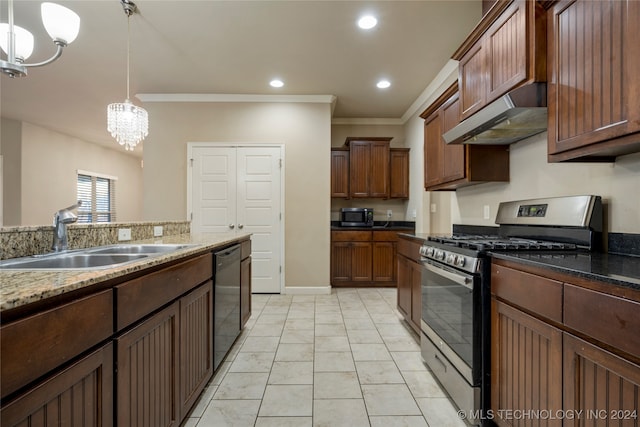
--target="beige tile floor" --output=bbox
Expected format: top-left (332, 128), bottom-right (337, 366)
top-left (183, 288), bottom-right (468, 427)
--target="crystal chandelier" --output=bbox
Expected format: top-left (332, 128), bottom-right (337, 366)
top-left (0, 0), bottom-right (80, 78)
top-left (107, 0), bottom-right (148, 151)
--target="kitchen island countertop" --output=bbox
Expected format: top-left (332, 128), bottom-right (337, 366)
top-left (0, 232), bottom-right (250, 313)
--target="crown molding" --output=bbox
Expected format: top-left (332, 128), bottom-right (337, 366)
top-left (136, 93), bottom-right (337, 105)
top-left (401, 59), bottom-right (459, 123)
top-left (331, 117), bottom-right (404, 126)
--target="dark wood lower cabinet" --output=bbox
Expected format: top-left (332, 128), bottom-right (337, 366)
top-left (564, 333), bottom-right (640, 424)
top-left (491, 299), bottom-right (563, 427)
top-left (117, 302), bottom-right (180, 427)
top-left (1, 342), bottom-right (113, 427)
top-left (491, 258), bottom-right (640, 427)
top-left (179, 282), bottom-right (214, 418)
top-left (396, 237), bottom-right (423, 334)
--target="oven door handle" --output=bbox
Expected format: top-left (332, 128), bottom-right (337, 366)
top-left (423, 263), bottom-right (473, 290)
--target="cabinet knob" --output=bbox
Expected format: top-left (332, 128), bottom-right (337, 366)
top-left (238, 224), bottom-right (244, 229)
top-left (229, 224), bottom-right (235, 229)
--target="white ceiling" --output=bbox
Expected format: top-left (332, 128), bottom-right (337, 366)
top-left (1, 0), bottom-right (481, 156)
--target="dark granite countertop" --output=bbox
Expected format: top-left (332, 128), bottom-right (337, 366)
top-left (489, 251), bottom-right (640, 291)
top-left (331, 221), bottom-right (416, 231)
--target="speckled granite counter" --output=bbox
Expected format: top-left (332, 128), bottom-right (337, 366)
top-left (398, 232), bottom-right (640, 292)
top-left (490, 251), bottom-right (640, 291)
top-left (0, 232), bottom-right (250, 312)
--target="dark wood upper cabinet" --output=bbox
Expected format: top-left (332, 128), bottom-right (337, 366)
top-left (389, 148), bottom-right (410, 199)
top-left (547, 0), bottom-right (640, 161)
top-left (455, 0), bottom-right (546, 121)
top-left (421, 83), bottom-right (509, 191)
top-left (332, 138), bottom-right (408, 199)
top-left (330, 148), bottom-right (350, 198)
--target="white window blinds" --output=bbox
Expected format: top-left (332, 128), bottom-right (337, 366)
top-left (77, 171), bottom-right (117, 223)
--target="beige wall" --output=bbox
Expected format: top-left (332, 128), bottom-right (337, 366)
top-left (0, 118), bottom-right (22, 225)
top-left (1, 120), bottom-right (143, 226)
top-left (142, 101), bottom-right (332, 289)
top-left (448, 133), bottom-right (640, 234)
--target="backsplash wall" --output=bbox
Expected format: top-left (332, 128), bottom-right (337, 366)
top-left (0, 221), bottom-right (190, 260)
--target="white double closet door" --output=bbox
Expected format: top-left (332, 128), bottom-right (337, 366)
top-left (189, 144), bottom-right (283, 294)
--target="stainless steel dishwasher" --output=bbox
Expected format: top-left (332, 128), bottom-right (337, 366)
top-left (213, 244), bottom-right (241, 370)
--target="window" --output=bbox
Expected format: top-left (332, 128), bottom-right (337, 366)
top-left (77, 171), bottom-right (117, 223)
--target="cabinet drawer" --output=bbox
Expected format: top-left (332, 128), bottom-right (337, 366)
top-left (373, 230), bottom-right (399, 242)
top-left (491, 263), bottom-right (563, 323)
top-left (331, 230), bottom-right (372, 241)
top-left (564, 284), bottom-right (640, 359)
top-left (116, 254), bottom-right (212, 331)
top-left (397, 238), bottom-right (422, 263)
top-left (1, 290), bottom-right (113, 399)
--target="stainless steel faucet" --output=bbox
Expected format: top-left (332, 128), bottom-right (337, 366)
top-left (52, 200), bottom-right (82, 252)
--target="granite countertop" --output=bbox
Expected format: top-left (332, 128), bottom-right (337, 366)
top-left (397, 231), bottom-right (640, 291)
top-left (331, 226), bottom-right (416, 231)
top-left (0, 232), bottom-right (250, 312)
top-left (490, 251), bottom-right (640, 291)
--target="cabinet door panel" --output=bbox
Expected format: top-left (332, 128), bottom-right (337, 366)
top-left (548, 0), bottom-right (640, 157)
top-left (349, 141), bottom-right (371, 197)
top-left (331, 242), bottom-right (352, 282)
top-left (1, 343), bottom-right (113, 427)
top-left (330, 149), bottom-right (350, 198)
top-left (564, 334), bottom-right (639, 420)
top-left (117, 303), bottom-right (179, 427)
top-left (486, 0), bottom-right (528, 101)
top-left (459, 41), bottom-right (487, 119)
top-left (369, 142), bottom-right (390, 198)
top-left (389, 149), bottom-right (409, 199)
top-left (179, 283), bottom-right (214, 418)
top-left (372, 242), bottom-right (396, 282)
top-left (397, 256), bottom-right (411, 317)
top-left (351, 242), bottom-right (372, 282)
top-left (491, 299), bottom-right (563, 427)
top-left (441, 94), bottom-right (465, 182)
top-left (424, 112), bottom-right (443, 188)
top-left (409, 260), bottom-right (422, 331)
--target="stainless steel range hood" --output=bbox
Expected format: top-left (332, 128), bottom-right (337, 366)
top-left (443, 83), bottom-right (547, 145)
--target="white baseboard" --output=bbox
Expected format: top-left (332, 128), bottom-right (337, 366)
top-left (284, 286), bottom-right (332, 295)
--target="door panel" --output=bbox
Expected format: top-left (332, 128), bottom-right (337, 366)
top-left (191, 148), bottom-right (237, 233)
top-left (237, 148), bottom-right (282, 293)
top-left (191, 145), bottom-right (282, 294)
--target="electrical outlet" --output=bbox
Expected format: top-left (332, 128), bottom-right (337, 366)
top-left (483, 205), bottom-right (491, 220)
top-left (118, 228), bottom-right (132, 241)
top-left (412, 209), bottom-right (417, 219)
top-left (430, 203), bottom-right (437, 213)
top-left (386, 209), bottom-right (393, 219)
top-left (153, 226), bottom-right (163, 237)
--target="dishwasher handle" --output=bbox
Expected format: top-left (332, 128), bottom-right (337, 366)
top-left (215, 245), bottom-right (240, 267)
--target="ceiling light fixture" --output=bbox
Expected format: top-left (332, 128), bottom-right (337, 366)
top-left (357, 15), bottom-right (377, 30)
top-left (377, 80), bottom-right (391, 89)
top-left (270, 79), bottom-right (284, 88)
top-left (107, 0), bottom-right (148, 152)
top-left (0, 0), bottom-right (80, 78)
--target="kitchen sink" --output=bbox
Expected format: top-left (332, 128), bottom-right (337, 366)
top-left (85, 244), bottom-right (195, 255)
top-left (0, 244), bottom-right (197, 270)
top-left (0, 253), bottom-right (150, 270)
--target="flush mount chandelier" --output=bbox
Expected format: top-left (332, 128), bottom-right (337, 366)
top-left (0, 0), bottom-right (80, 77)
top-left (107, 0), bottom-right (148, 151)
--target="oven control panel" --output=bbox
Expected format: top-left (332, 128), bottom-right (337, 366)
top-left (419, 245), bottom-right (480, 274)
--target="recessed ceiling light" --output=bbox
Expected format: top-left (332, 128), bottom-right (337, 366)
top-left (377, 80), bottom-right (391, 89)
top-left (357, 15), bottom-right (377, 30)
top-left (270, 79), bottom-right (284, 88)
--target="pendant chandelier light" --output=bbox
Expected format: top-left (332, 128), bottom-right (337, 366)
top-left (107, 0), bottom-right (148, 151)
top-left (0, 0), bottom-right (80, 78)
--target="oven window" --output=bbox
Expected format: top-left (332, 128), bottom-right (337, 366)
top-left (422, 267), bottom-right (475, 367)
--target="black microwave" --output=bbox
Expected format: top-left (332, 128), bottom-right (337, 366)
top-left (340, 208), bottom-right (374, 227)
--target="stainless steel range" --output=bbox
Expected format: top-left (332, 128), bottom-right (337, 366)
top-left (419, 195), bottom-right (603, 426)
